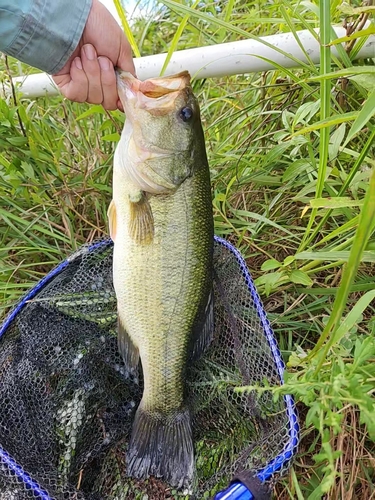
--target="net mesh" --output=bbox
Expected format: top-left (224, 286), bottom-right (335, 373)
top-left (0, 237), bottom-right (298, 499)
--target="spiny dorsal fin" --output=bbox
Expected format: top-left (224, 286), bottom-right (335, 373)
top-left (129, 192), bottom-right (154, 245)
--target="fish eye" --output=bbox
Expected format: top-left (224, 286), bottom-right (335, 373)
top-left (179, 106), bottom-right (193, 122)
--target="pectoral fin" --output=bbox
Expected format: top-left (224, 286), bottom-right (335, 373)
top-left (129, 192), bottom-right (154, 245)
top-left (118, 318), bottom-right (139, 371)
top-left (107, 200), bottom-right (117, 241)
top-left (190, 289), bottom-right (214, 361)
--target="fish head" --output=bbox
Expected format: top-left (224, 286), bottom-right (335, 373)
top-left (116, 70), bottom-right (204, 194)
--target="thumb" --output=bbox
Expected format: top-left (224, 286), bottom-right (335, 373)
top-left (117, 39), bottom-right (136, 76)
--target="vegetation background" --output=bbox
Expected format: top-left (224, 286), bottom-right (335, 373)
top-left (1, 0), bottom-right (375, 498)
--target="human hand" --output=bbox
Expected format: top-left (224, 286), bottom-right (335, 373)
top-left (52, 0), bottom-right (135, 110)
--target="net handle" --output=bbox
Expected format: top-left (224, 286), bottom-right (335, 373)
top-left (213, 481), bottom-right (253, 499)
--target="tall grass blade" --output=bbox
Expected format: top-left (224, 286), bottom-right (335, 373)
top-left (161, 0), bottom-right (316, 71)
top-left (331, 289), bottom-right (375, 345)
top-left (310, 169), bottom-right (375, 367)
top-left (113, 0), bottom-right (141, 58)
top-left (299, 0), bottom-right (331, 252)
top-left (224, 0), bottom-right (236, 23)
top-left (280, 5), bottom-right (315, 68)
top-left (160, 0), bottom-right (200, 76)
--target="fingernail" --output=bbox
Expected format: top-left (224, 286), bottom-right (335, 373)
top-left (74, 57), bottom-right (82, 70)
top-left (84, 44), bottom-right (96, 60)
top-left (98, 57), bottom-right (110, 71)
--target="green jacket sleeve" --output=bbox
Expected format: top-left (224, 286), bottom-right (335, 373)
top-left (0, 0), bottom-right (92, 74)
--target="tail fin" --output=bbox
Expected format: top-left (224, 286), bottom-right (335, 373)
top-left (127, 406), bottom-right (194, 489)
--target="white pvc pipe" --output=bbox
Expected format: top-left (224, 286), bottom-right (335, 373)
top-left (10, 25), bottom-right (375, 99)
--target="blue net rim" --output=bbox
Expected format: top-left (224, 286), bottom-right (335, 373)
top-left (0, 236), bottom-right (299, 497)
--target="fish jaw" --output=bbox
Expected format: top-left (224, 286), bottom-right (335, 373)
top-left (117, 70), bottom-right (191, 102)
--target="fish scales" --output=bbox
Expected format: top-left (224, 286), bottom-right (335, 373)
top-left (114, 173), bottom-right (212, 410)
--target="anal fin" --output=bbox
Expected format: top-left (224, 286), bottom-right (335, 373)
top-left (118, 318), bottom-right (139, 371)
top-left (190, 288), bottom-right (214, 361)
top-left (129, 192), bottom-right (154, 245)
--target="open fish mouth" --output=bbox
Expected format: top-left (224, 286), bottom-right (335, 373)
top-left (116, 70), bottom-right (191, 97)
top-left (116, 70), bottom-right (192, 113)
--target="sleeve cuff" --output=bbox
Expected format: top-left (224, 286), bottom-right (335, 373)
top-left (3, 0), bottom-right (92, 74)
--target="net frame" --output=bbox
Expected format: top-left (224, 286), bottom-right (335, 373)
top-left (0, 236), bottom-right (299, 499)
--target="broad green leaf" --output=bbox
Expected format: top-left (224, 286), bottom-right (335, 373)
top-left (254, 272), bottom-right (284, 296)
top-left (328, 123), bottom-right (346, 161)
top-left (295, 251), bottom-right (375, 262)
top-left (283, 256), bottom-right (295, 266)
top-left (343, 89), bottom-right (375, 147)
top-left (308, 66), bottom-right (375, 82)
top-left (213, 193), bottom-right (226, 202)
top-left (99, 119), bottom-right (114, 132)
top-left (76, 105), bottom-right (105, 121)
top-left (293, 101), bottom-right (320, 128)
top-left (352, 336), bottom-right (375, 371)
top-left (289, 269), bottom-right (313, 286)
top-left (21, 161), bottom-right (35, 180)
top-left (282, 159), bottom-right (312, 182)
top-left (350, 74), bottom-right (375, 93)
top-left (6, 137), bottom-right (28, 146)
top-left (263, 143), bottom-right (293, 167)
top-left (310, 197), bottom-right (363, 209)
top-left (261, 259), bottom-right (281, 271)
top-left (0, 154), bottom-right (10, 168)
top-left (291, 112), bottom-right (357, 137)
top-left (101, 133), bottom-right (120, 142)
top-left (328, 26), bottom-right (375, 45)
top-left (338, 4), bottom-right (375, 15)
top-left (332, 291), bottom-right (375, 345)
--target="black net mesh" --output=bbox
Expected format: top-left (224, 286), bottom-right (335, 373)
top-left (0, 238), bottom-right (298, 500)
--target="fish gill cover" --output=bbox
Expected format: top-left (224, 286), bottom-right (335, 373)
top-left (0, 237), bottom-right (298, 499)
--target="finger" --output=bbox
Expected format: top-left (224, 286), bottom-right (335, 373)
top-left (117, 99), bottom-right (124, 112)
top-left (98, 57), bottom-right (118, 110)
top-left (81, 44), bottom-right (103, 104)
top-left (53, 57), bottom-right (89, 103)
top-left (117, 40), bottom-right (136, 77)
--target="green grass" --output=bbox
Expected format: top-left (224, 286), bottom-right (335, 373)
top-left (1, 0), bottom-right (375, 498)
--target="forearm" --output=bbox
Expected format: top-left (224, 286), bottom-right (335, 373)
top-left (0, 0), bottom-right (92, 74)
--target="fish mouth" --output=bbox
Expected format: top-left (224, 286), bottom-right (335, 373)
top-left (116, 70), bottom-right (191, 96)
top-left (116, 70), bottom-right (191, 112)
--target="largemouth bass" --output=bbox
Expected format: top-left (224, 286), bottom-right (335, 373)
top-left (108, 70), bottom-right (214, 488)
